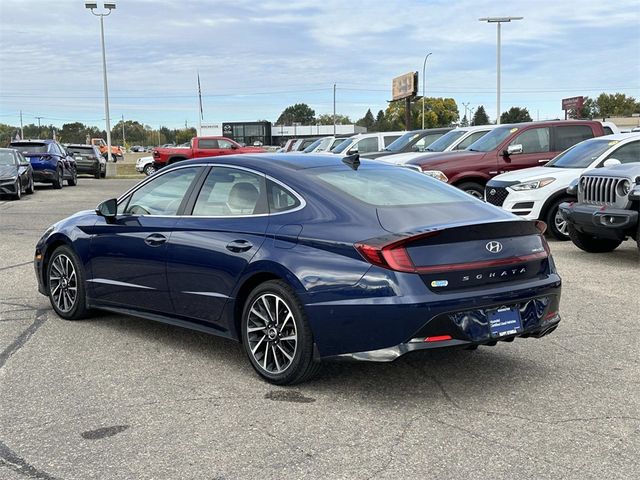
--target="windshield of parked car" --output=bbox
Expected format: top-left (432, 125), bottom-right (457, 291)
top-left (423, 130), bottom-right (466, 152)
top-left (331, 138), bottom-right (354, 154)
top-left (384, 132), bottom-right (421, 152)
top-left (303, 139), bottom-right (323, 153)
top-left (311, 165), bottom-right (473, 207)
top-left (465, 126), bottom-right (512, 152)
top-left (0, 151), bottom-right (15, 165)
top-left (10, 142), bottom-right (48, 154)
top-left (546, 139), bottom-right (614, 168)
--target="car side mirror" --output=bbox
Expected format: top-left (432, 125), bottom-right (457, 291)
top-left (566, 178), bottom-right (579, 196)
top-left (347, 148), bottom-right (359, 155)
top-left (231, 144), bottom-right (238, 149)
top-left (602, 158), bottom-right (621, 168)
top-left (505, 144), bottom-right (523, 156)
top-left (96, 198), bottom-right (117, 220)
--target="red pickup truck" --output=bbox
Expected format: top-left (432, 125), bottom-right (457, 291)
top-left (152, 136), bottom-right (264, 168)
top-left (405, 120), bottom-right (607, 198)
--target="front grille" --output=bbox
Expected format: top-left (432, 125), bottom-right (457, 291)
top-left (579, 175), bottom-right (628, 208)
top-left (485, 186), bottom-right (509, 206)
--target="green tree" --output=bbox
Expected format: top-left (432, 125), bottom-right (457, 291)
top-left (175, 127), bottom-right (197, 144)
top-left (594, 92), bottom-right (639, 118)
top-left (356, 109), bottom-right (375, 131)
top-left (384, 97), bottom-right (459, 130)
top-left (372, 110), bottom-right (387, 132)
top-left (472, 105), bottom-right (490, 126)
top-left (460, 114), bottom-right (469, 127)
top-left (316, 113), bottom-right (352, 125)
top-left (568, 97), bottom-right (596, 119)
top-left (500, 107), bottom-right (532, 124)
top-left (276, 103), bottom-right (316, 125)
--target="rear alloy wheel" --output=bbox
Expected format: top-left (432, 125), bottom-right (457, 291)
top-left (457, 182), bottom-right (485, 199)
top-left (143, 164), bottom-right (156, 176)
top-left (67, 168), bottom-right (77, 186)
top-left (47, 246), bottom-right (89, 320)
top-left (13, 178), bottom-right (21, 200)
top-left (53, 168), bottom-right (63, 189)
top-left (242, 280), bottom-right (320, 385)
top-left (546, 198), bottom-right (571, 241)
top-left (568, 225), bottom-right (622, 253)
top-left (25, 175), bottom-right (34, 194)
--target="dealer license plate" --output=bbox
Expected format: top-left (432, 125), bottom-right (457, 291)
top-left (488, 306), bottom-right (522, 338)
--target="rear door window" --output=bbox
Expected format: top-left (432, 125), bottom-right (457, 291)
top-left (198, 139), bottom-right (218, 149)
top-left (192, 167), bottom-right (267, 216)
top-left (267, 181), bottom-right (301, 213)
top-left (383, 135), bottom-right (402, 147)
top-left (510, 127), bottom-right (550, 153)
top-left (554, 125), bottom-right (594, 151)
top-left (355, 137), bottom-right (379, 154)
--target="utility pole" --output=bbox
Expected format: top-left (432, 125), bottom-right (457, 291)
top-left (35, 116), bottom-right (43, 137)
top-left (333, 83), bottom-right (336, 136)
top-left (121, 114), bottom-right (126, 148)
top-left (421, 52), bottom-right (432, 129)
top-left (462, 102), bottom-right (470, 124)
top-left (19, 110), bottom-right (24, 139)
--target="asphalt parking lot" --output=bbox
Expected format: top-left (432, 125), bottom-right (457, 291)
top-left (1, 179), bottom-right (639, 480)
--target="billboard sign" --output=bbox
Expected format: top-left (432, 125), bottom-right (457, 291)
top-left (392, 72), bottom-right (418, 101)
top-left (562, 96), bottom-right (584, 111)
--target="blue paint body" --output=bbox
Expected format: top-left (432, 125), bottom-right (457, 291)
top-left (9, 139), bottom-right (77, 184)
top-left (34, 154), bottom-right (561, 358)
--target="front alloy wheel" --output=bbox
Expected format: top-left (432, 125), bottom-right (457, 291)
top-left (47, 246), bottom-right (89, 320)
top-left (242, 280), bottom-right (320, 385)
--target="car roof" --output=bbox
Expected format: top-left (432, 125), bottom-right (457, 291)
top-left (10, 139), bottom-right (55, 144)
top-left (454, 124), bottom-right (499, 132)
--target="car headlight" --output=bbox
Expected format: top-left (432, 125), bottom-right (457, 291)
top-left (617, 180), bottom-right (631, 197)
top-left (511, 177), bottom-right (556, 191)
top-left (422, 170), bottom-right (448, 182)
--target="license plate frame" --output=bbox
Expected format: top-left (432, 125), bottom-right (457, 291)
top-left (488, 306), bottom-right (522, 338)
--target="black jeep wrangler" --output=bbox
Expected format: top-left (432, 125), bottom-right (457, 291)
top-left (560, 162), bottom-right (640, 253)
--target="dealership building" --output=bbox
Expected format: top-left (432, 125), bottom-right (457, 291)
top-left (199, 121), bottom-right (366, 146)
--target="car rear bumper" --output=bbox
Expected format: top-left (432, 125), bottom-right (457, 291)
top-left (33, 169), bottom-right (56, 182)
top-left (559, 202), bottom-right (638, 239)
top-left (304, 272), bottom-right (562, 358)
top-left (75, 161), bottom-right (100, 174)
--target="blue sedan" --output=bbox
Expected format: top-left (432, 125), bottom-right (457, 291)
top-left (34, 154), bottom-right (561, 384)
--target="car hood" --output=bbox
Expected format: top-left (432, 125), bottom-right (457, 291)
top-left (375, 151), bottom-right (441, 165)
top-left (406, 150), bottom-right (484, 167)
top-left (0, 165), bottom-right (18, 178)
top-left (490, 166), bottom-right (586, 186)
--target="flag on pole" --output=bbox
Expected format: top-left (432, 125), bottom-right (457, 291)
top-left (197, 72), bottom-right (204, 121)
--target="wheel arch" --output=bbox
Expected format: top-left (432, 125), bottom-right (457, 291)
top-left (540, 189), bottom-right (576, 220)
top-left (451, 174), bottom-right (490, 188)
top-left (41, 235), bottom-right (74, 293)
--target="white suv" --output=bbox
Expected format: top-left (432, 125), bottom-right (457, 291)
top-left (330, 132), bottom-right (405, 156)
top-left (378, 125), bottom-right (497, 165)
top-left (485, 133), bottom-right (640, 239)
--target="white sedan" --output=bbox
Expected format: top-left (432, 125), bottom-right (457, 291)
top-left (485, 133), bottom-right (640, 240)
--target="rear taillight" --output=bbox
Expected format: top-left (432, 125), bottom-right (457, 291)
top-left (355, 232), bottom-right (438, 273)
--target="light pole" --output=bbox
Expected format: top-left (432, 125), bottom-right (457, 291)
top-left (421, 52), bottom-right (432, 129)
top-left (478, 16), bottom-right (523, 124)
top-left (86, 2), bottom-right (116, 161)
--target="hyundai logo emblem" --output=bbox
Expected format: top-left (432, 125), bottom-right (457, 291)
top-left (489, 189), bottom-right (497, 196)
top-left (486, 241), bottom-right (503, 253)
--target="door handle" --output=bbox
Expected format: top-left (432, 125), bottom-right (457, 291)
top-left (538, 159), bottom-right (551, 163)
top-left (144, 233), bottom-right (167, 247)
top-left (226, 239), bottom-right (253, 253)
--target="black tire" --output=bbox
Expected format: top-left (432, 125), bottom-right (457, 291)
top-left (53, 168), bottom-right (63, 189)
top-left (94, 165), bottom-right (101, 179)
top-left (25, 175), bottom-right (34, 194)
top-left (143, 164), bottom-right (156, 176)
top-left (568, 225), bottom-right (622, 253)
top-left (636, 225), bottom-right (640, 253)
top-left (545, 198), bottom-right (572, 241)
top-left (457, 181), bottom-right (485, 199)
top-left (46, 245), bottom-right (90, 320)
top-left (13, 178), bottom-right (21, 200)
top-left (241, 280), bottom-right (320, 385)
top-left (67, 168), bottom-right (77, 186)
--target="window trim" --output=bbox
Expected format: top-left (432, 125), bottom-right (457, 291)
top-left (551, 124), bottom-right (594, 152)
top-left (115, 163), bottom-right (306, 219)
top-left (509, 126), bottom-right (551, 154)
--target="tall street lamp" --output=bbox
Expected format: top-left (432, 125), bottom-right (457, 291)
top-left (478, 16), bottom-right (523, 124)
top-left (421, 52), bottom-right (432, 130)
top-left (86, 2), bottom-right (116, 162)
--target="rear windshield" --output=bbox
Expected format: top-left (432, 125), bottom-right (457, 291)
top-left (311, 165), bottom-right (473, 207)
top-left (67, 146), bottom-right (95, 155)
top-left (546, 139), bottom-right (614, 168)
top-left (384, 132), bottom-right (421, 152)
top-left (423, 130), bottom-right (466, 152)
top-left (303, 139), bottom-right (322, 153)
top-left (466, 126), bottom-right (512, 152)
top-left (10, 142), bottom-right (48, 154)
top-left (331, 138), bottom-right (353, 153)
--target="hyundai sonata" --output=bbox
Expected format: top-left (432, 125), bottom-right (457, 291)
top-left (34, 154), bottom-right (561, 384)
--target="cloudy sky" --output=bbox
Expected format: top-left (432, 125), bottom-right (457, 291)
top-left (0, 0), bottom-right (639, 130)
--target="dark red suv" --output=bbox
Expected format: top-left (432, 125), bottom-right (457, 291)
top-left (406, 120), bottom-right (607, 197)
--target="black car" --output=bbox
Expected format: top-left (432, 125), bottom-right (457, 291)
top-left (560, 162), bottom-right (640, 252)
top-left (362, 128), bottom-right (453, 159)
top-left (0, 147), bottom-right (35, 200)
top-left (65, 144), bottom-right (106, 178)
